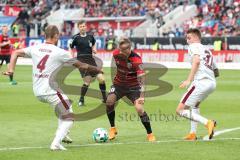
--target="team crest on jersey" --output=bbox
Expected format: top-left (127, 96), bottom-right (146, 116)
top-left (127, 63), bottom-right (132, 68)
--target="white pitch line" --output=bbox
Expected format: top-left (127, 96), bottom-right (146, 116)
top-left (0, 146), bottom-right (46, 151)
top-left (0, 137), bottom-right (240, 151)
top-left (203, 127), bottom-right (240, 140)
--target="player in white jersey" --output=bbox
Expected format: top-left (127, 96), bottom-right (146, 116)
top-left (176, 28), bottom-right (219, 140)
top-left (3, 25), bottom-right (102, 150)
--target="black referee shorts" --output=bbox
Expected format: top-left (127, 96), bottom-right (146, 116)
top-left (77, 56), bottom-right (98, 78)
top-left (0, 55), bottom-right (11, 65)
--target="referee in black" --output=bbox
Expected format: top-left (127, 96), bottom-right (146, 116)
top-left (69, 20), bottom-right (107, 106)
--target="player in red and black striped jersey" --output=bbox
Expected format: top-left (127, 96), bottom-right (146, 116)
top-left (106, 37), bottom-right (156, 142)
top-left (0, 26), bottom-right (17, 85)
top-left (113, 48), bottom-right (145, 87)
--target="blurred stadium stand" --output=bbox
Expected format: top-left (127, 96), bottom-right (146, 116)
top-left (0, 0), bottom-right (239, 69)
top-left (0, 0), bottom-right (239, 37)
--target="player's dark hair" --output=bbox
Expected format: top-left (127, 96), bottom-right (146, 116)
top-left (44, 25), bottom-right (59, 39)
top-left (78, 20), bottom-right (86, 26)
top-left (187, 28), bottom-right (201, 39)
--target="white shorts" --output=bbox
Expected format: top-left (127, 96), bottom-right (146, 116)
top-left (37, 92), bottom-right (73, 117)
top-left (180, 79), bottom-right (216, 108)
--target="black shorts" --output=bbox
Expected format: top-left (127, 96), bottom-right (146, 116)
top-left (78, 56), bottom-right (98, 78)
top-left (108, 84), bottom-right (141, 103)
top-left (0, 55), bottom-right (11, 65)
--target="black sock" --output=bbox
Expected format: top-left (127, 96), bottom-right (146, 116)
top-left (99, 83), bottom-right (107, 101)
top-left (9, 74), bottom-right (13, 81)
top-left (140, 112), bottom-right (152, 134)
top-left (107, 106), bottom-right (115, 127)
top-left (80, 84), bottom-right (89, 100)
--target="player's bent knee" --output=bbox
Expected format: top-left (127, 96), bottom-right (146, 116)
top-left (137, 110), bottom-right (144, 116)
top-left (106, 103), bottom-right (115, 114)
top-left (84, 82), bottom-right (90, 86)
top-left (98, 79), bottom-right (105, 84)
top-left (83, 78), bottom-right (91, 85)
top-left (97, 76), bottom-right (105, 84)
top-left (176, 102), bottom-right (185, 113)
top-left (83, 76), bottom-right (92, 84)
top-left (61, 113), bottom-right (74, 121)
top-left (55, 108), bottom-right (74, 120)
top-left (176, 108), bottom-right (182, 115)
top-left (106, 99), bottom-right (115, 106)
top-left (176, 109), bottom-right (180, 115)
top-left (135, 99), bottom-right (144, 105)
top-left (135, 107), bottom-right (144, 115)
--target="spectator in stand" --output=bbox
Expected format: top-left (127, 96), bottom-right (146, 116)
top-left (181, 0), bottom-right (240, 36)
top-left (26, 19), bottom-right (34, 37)
top-left (42, 20), bottom-right (49, 33)
top-left (7, 0), bottom-right (240, 37)
top-left (17, 7), bottom-right (29, 24)
top-left (89, 24), bottom-right (97, 36)
top-left (11, 22), bottom-right (20, 37)
top-left (0, 26), bottom-right (18, 85)
top-left (97, 26), bottom-right (104, 36)
top-left (168, 27), bottom-right (176, 37)
top-left (33, 15), bottom-right (42, 36)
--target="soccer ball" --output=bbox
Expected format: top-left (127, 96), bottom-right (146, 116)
top-left (92, 128), bottom-right (108, 143)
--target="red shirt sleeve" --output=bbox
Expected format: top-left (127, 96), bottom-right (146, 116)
top-left (132, 56), bottom-right (145, 76)
top-left (112, 49), bottom-right (119, 56)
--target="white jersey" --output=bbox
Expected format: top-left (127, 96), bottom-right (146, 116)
top-left (188, 43), bottom-right (217, 81)
top-left (23, 43), bottom-right (75, 96)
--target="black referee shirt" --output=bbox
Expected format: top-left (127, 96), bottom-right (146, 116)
top-left (70, 33), bottom-right (96, 58)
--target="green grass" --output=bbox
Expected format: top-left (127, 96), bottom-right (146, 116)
top-left (0, 66), bottom-right (240, 160)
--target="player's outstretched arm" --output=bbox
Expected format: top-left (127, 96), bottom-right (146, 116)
top-left (73, 61), bottom-right (103, 74)
top-left (3, 49), bottom-right (25, 75)
top-left (179, 54), bottom-right (200, 88)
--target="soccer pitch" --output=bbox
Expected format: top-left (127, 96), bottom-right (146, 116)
top-left (0, 66), bottom-right (240, 160)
